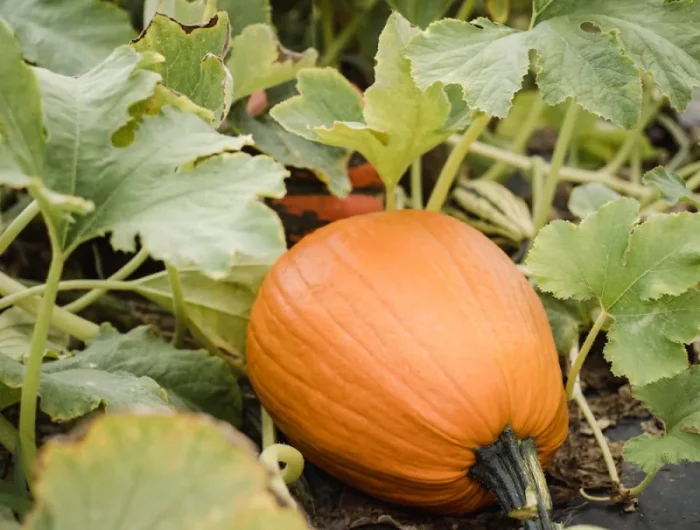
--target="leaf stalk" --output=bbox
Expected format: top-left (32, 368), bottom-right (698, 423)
top-left (566, 310), bottom-right (607, 400)
top-left (165, 264), bottom-right (187, 347)
top-left (0, 201), bottom-right (40, 255)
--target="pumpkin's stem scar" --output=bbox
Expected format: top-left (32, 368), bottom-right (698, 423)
top-left (469, 425), bottom-right (562, 530)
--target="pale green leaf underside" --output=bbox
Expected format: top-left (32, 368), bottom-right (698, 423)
top-left (407, 0), bottom-right (700, 128)
top-left (0, 0), bottom-right (136, 76)
top-left (272, 13), bottom-right (466, 186)
top-left (27, 46), bottom-right (286, 276)
top-left (135, 267), bottom-right (268, 359)
top-left (624, 366), bottom-right (700, 473)
top-left (24, 413), bottom-right (311, 530)
top-left (568, 183), bottom-right (622, 219)
top-left (526, 198), bottom-right (700, 385)
top-left (228, 24), bottom-right (318, 102)
top-left (643, 166), bottom-right (700, 207)
top-left (131, 12), bottom-right (233, 126)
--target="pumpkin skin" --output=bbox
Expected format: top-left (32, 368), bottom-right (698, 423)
top-left (246, 209), bottom-right (569, 515)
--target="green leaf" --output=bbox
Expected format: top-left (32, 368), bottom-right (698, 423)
top-left (0, 356), bottom-right (170, 421)
top-left (22, 46), bottom-right (287, 276)
top-left (131, 12), bottom-right (233, 127)
top-left (624, 366), bottom-right (700, 474)
top-left (407, 1), bottom-right (700, 128)
top-left (568, 183), bottom-right (622, 219)
top-left (228, 24), bottom-right (318, 103)
top-left (0, 19), bottom-right (44, 178)
top-left (537, 290), bottom-right (593, 356)
top-left (526, 198), bottom-right (700, 385)
top-left (50, 326), bottom-right (242, 425)
top-left (643, 166), bottom-right (700, 207)
top-left (229, 83), bottom-right (352, 198)
top-left (0, 308), bottom-right (69, 362)
top-left (0, 325), bottom-right (242, 424)
top-left (135, 267), bottom-right (269, 361)
top-left (386, 0), bottom-right (459, 28)
top-left (271, 12), bottom-right (468, 187)
top-left (0, 0), bottom-right (136, 76)
top-left (217, 0), bottom-right (271, 37)
top-left (24, 412), bottom-right (311, 530)
top-left (143, 0), bottom-right (217, 25)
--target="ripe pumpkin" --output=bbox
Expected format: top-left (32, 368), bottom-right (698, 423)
top-left (246, 209), bottom-right (568, 515)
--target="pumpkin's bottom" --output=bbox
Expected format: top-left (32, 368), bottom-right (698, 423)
top-left (281, 425), bottom-right (560, 521)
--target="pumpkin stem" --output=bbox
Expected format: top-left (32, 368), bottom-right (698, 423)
top-left (469, 425), bottom-right (562, 530)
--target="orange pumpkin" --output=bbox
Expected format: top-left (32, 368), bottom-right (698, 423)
top-left (246, 209), bottom-right (568, 516)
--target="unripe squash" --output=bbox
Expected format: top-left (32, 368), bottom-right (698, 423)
top-left (246, 209), bottom-right (568, 516)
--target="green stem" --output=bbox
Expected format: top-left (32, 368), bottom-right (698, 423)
top-left (530, 156), bottom-right (546, 226)
top-left (0, 413), bottom-right (18, 454)
top-left (411, 158), bottom-right (423, 209)
top-left (678, 161), bottom-right (700, 179)
top-left (532, 101), bottom-right (580, 235)
top-left (465, 140), bottom-right (650, 197)
top-left (165, 264), bottom-right (187, 347)
top-left (186, 319), bottom-right (246, 379)
top-left (261, 406), bottom-right (276, 449)
top-left (470, 425), bottom-right (561, 529)
top-left (484, 94), bottom-right (545, 182)
top-left (64, 247), bottom-right (149, 313)
top-left (319, 0), bottom-right (378, 66)
top-left (18, 203), bottom-right (65, 484)
top-left (0, 272), bottom-right (99, 342)
top-left (318, 0), bottom-right (335, 52)
top-left (455, 0), bottom-right (477, 20)
top-left (427, 113), bottom-right (491, 212)
top-left (0, 201), bottom-right (40, 255)
top-left (604, 91), bottom-right (661, 176)
top-left (625, 471), bottom-right (657, 497)
top-left (0, 279), bottom-right (141, 312)
top-left (385, 183), bottom-right (396, 211)
top-left (565, 310), bottom-right (607, 400)
top-left (630, 135), bottom-right (643, 185)
top-left (657, 113), bottom-right (690, 172)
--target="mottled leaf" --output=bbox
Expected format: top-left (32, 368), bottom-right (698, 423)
top-left (568, 183), bottom-right (622, 219)
top-left (24, 412), bottom-right (311, 530)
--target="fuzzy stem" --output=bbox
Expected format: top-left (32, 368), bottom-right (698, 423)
top-left (385, 183), bottom-right (396, 211)
top-left (657, 113), bottom-right (690, 172)
top-left (18, 196), bottom-right (65, 484)
top-left (465, 141), bottom-right (650, 197)
top-left (318, 0), bottom-right (335, 52)
top-left (64, 247), bottom-right (149, 313)
top-left (483, 93), bottom-right (544, 182)
top-left (0, 201), bottom-right (40, 255)
top-left (411, 158), bottom-right (423, 209)
top-left (470, 425), bottom-right (561, 529)
top-left (566, 310), bottom-right (607, 400)
top-left (455, 0), bottom-right (477, 20)
top-left (678, 161), bottom-right (700, 179)
top-left (0, 413), bottom-right (18, 454)
top-left (165, 264), bottom-right (187, 347)
top-left (319, 0), bottom-right (378, 66)
top-left (625, 471), bottom-right (657, 497)
top-left (532, 101), bottom-right (580, 234)
top-left (0, 271), bottom-right (100, 342)
top-left (427, 113), bottom-right (490, 212)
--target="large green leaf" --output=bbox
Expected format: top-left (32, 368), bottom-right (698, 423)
top-left (135, 267), bottom-right (269, 360)
top-left (143, 0), bottom-right (217, 25)
top-left (0, 326), bottom-right (242, 425)
top-left (624, 366), bottom-right (700, 474)
top-left (24, 412), bottom-right (311, 530)
top-left (271, 12), bottom-right (470, 187)
top-left (0, 308), bottom-right (69, 362)
top-left (228, 24), bottom-right (318, 103)
top-left (131, 12), bottom-right (233, 126)
top-left (406, 0), bottom-right (700, 128)
top-left (0, 0), bottom-right (136, 76)
top-left (9, 45), bottom-right (287, 276)
top-left (387, 0), bottom-right (459, 28)
top-left (0, 19), bottom-right (44, 178)
top-left (526, 198), bottom-right (700, 385)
